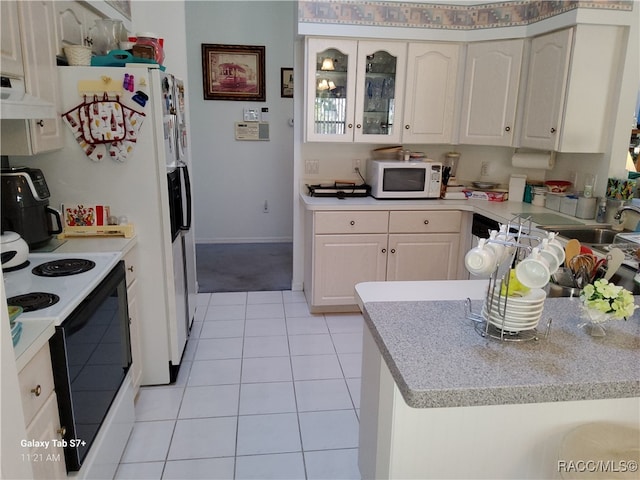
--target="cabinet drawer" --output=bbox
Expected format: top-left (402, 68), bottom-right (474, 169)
top-left (389, 211), bottom-right (461, 233)
top-left (18, 343), bottom-right (55, 426)
top-left (123, 250), bottom-right (137, 288)
top-left (315, 211), bottom-right (389, 234)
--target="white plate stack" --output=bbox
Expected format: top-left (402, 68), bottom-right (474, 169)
top-left (482, 287), bottom-right (546, 332)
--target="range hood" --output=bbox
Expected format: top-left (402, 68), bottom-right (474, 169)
top-left (1, 76), bottom-right (56, 119)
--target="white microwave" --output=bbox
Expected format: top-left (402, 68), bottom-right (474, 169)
top-left (366, 159), bottom-right (443, 199)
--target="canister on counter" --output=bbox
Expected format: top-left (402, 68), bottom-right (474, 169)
top-left (559, 196), bottom-right (578, 216)
top-left (575, 196), bottom-right (596, 219)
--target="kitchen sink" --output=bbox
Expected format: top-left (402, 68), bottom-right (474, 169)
top-left (537, 225), bottom-right (627, 244)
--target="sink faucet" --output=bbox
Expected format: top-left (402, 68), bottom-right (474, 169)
top-left (614, 204), bottom-right (640, 220)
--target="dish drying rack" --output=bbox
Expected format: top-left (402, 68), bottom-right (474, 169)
top-left (465, 215), bottom-right (553, 342)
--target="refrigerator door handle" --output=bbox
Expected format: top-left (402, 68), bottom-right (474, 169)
top-left (179, 164), bottom-right (192, 230)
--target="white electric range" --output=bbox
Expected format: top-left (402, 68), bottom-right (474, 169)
top-left (4, 251), bottom-right (121, 325)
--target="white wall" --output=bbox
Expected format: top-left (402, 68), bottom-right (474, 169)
top-left (185, 1), bottom-right (295, 243)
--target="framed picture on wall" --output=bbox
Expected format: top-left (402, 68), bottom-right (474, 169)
top-left (201, 44), bottom-right (266, 101)
top-left (281, 67), bottom-right (293, 98)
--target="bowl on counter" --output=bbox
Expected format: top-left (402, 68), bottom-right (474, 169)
top-left (472, 181), bottom-right (499, 190)
top-left (544, 180), bottom-right (572, 193)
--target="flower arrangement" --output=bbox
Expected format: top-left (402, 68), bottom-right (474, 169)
top-left (580, 279), bottom-right (638, 321)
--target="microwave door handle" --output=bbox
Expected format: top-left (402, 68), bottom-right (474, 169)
top-left (180, 164), bottom-right (192, 230)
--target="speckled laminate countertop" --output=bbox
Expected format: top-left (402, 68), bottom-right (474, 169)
top-left (360, 294), bottom-right (640, 409)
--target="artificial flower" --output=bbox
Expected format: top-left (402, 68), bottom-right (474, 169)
top-left (580, 278), bottom-right (638, 319)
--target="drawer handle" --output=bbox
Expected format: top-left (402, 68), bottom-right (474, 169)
top-left (57, 426), bottom-right (66, 437)
top-left (36, 120), bottom-right (44, 127)
top-left (424, 219), bottom-right (430, 225)
top-left (505, 126), bottom-right (511, 132)
top-left (390, 248), bottom-right (396, 254)
top-left (128, 266), bottom-right (134, 272)
top-left (350, 220), bottom-right (355, 226)
top-left (381, 248), bottom-right (387, 254)
top-left (405, 124), bottom-right (410, 130)
top-left (31, 385), bottom-right (42, 397)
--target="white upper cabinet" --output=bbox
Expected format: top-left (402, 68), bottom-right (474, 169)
top-left (402, 43), bottom-right (460, 144)
top-left (519, 28), bottom-right (572, 151)
top-left (458, 39), bottom-right (523, 147)
top-left (306, 38), bottom-right (406, 143)
top-left (520, 25), bottom-right (624, 152)
top-left (1, 0), bottom-right (63, 155)
top-left (306, 38), bottom-right (358, 142)
top-left (1, 1), bottom-right (24, 78)
top-left (353, 41), bottom-right (406, 143)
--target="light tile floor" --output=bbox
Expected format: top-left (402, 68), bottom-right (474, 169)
top-left (115, 291), bottom-right (363, 480)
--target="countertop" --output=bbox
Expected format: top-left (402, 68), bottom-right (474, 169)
top-left (11, 236), bottom-right (137, 371)
top-left (356, 280), bottom-right (640, 409)
top-left (300, 193), bottom-right (605, 228)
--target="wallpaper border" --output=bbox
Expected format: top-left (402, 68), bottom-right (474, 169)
top-left (298, 1), bottom-right (634, 30)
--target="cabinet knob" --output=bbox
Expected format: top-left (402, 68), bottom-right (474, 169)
top-left (350, 220), bottom-right (355, 226)
top-left (505, 126), bottom-right (511, 132)
top-left (31, 385), bottom-right (42, 397)
top-left (36, 120), bottom-right (44, 127)
top-left (128, 265), bottom-right (134, 272)
top-left (57, 426), bottom-right (66, 437)
top-left (356, 124), bottom-right (361, 129)
top-left (381, 248), bottom-right (387, 254)
top-left (347, 123), bottom-right (353, 129)
top-left (390, 248), bottom-right (396, 254)
top-left (550, 127), bottom-right (556, 133)
top-left (424, 219), bottom-right (430, 225)
top-left (405, 124), bottom-right (410, 130)
top-left (84, 36), bottom-right (93, 46)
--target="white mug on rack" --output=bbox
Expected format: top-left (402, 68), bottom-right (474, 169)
top-left (539, 239), bottom-right (561, 274)
top-left (515, 247), bottom-right (551, 288)
top-left (465, 239), bottom-right (497, 277)
top-left (542, 235), bottom-right (565, 266)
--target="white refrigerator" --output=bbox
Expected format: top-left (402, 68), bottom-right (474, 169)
top-left (26, 66), bottom-right (198, 385)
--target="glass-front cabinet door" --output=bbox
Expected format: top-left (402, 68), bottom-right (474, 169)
top-left (354, 42), bottom-right (406, 143)
top-left (306, 38), bottom-right (357, 142)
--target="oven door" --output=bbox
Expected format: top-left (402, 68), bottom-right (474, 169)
top-left (49, 261), bottom-right (131, 471)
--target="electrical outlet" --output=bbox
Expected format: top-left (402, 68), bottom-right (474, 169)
top-left (480, 161), bottom-right (490, 177)
top-left (353, 158), bottom-right (361, 172)
top-left (305, 159), bottom-right (319, 175)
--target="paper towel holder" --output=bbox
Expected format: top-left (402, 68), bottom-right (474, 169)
top-left (512, 149), bottom-right (556, 170)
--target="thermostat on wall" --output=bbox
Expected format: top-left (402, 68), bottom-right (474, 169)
top-left (243, 108), bottom-right (260, 121)
top-left (235, 122), bottom-right (269, 141)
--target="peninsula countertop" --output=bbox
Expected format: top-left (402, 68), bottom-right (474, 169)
top-left (356, 280), bottom-right (640, 409)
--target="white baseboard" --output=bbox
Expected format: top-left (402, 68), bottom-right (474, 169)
top-left (196, 237), bottom-right (293, 244)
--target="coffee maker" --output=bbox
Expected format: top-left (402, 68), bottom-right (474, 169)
top-left (1, 167), bottom-right (62, 248)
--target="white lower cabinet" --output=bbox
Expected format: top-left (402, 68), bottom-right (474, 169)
top-left (387, 233), bottom-right (461, 281)
top-left (124, 249), bottom-right (142, 396)
top-left (305, 210), bottom-right (462, 310)
top-left (313, 233), bottom-right (388, 306)
top-left (18, 343), bottom-right (66, 479)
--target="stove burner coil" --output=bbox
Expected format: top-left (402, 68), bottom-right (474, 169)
top-left (7, 292), bottom-right (60, 312)
top-left (32, 258), bottom-right (96, 277)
